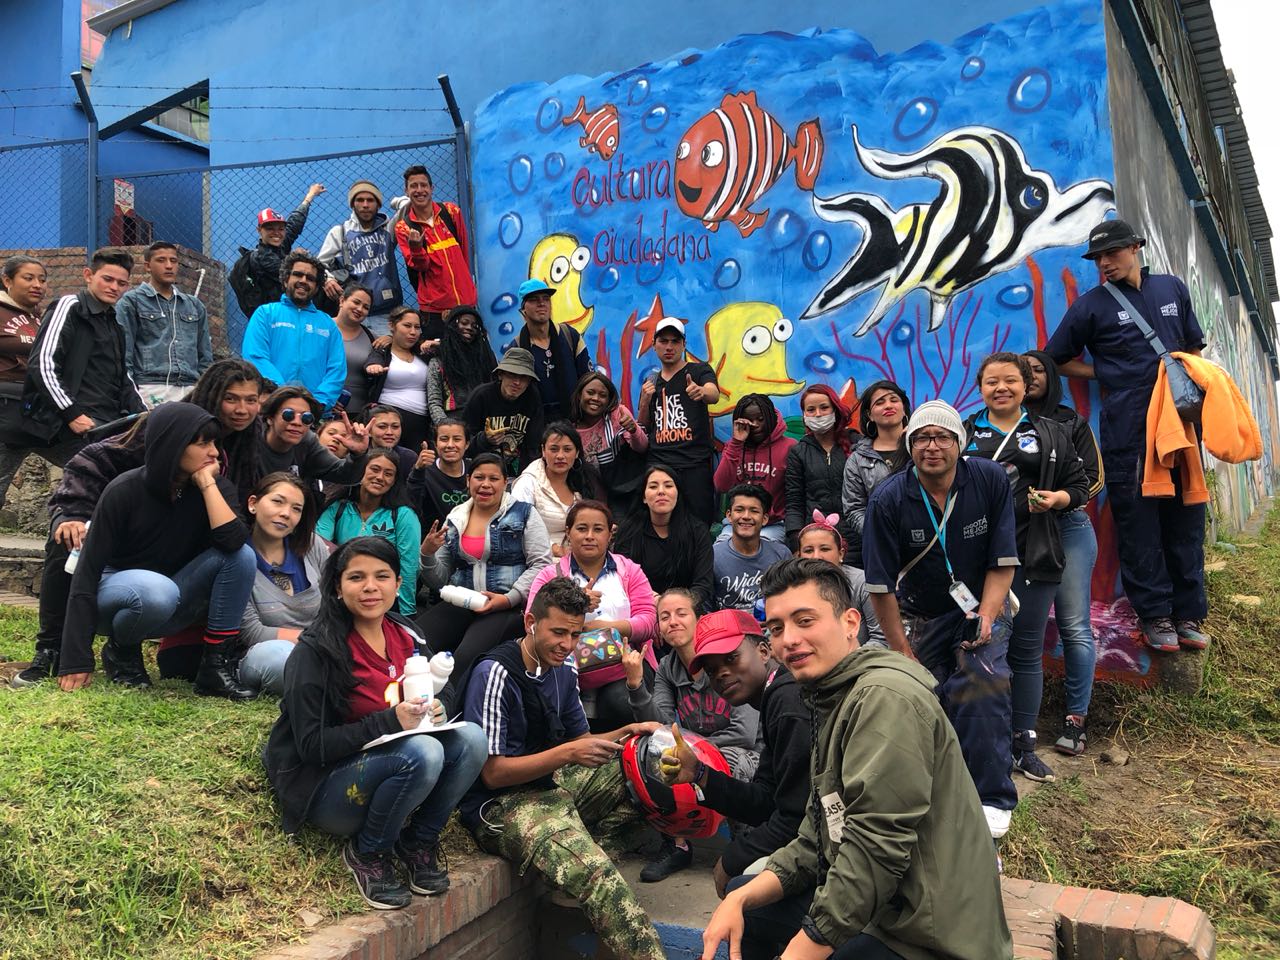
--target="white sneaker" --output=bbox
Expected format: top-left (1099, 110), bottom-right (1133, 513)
top-left (983, 805), bottom-right (1012, 839)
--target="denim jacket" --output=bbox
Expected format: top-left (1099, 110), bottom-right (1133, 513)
top-left (420, 493), bottom-right (552, 606)
top-left (115, 283), bottom-right (213, 387)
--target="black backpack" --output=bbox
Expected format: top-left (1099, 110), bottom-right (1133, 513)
top-left (228, 246), bottom-right (267, 317)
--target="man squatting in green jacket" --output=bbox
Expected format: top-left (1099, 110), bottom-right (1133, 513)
top-left (701, 557), bottom-right (1012, 960)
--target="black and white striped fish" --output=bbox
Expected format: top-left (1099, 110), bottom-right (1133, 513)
top-left (802, 125), bottom-right (1115, 332)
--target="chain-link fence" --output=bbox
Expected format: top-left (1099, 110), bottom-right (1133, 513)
top-left (0, 140), bottom-right (90, 250)
top-left (95, 137), bottom-right (461, 346)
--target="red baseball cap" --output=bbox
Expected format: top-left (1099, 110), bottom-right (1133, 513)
top-left (689, 608), bottom-right (762, 674)
top-left (257, 208), bottom-right (285, 227)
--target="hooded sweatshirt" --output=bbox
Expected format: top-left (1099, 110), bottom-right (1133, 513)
top-left (0, 290), bottom-right (41, 393)
top-left (316, 211), bottom-right (403, 314)
top-left (765, 647), bottom-right (1011, 959)
top-left (1023, 349), bottom-right (1104, 500)
top-left (60, 403), bottom-right (249, 675)
top-left (714, 415), bottom-right (795, 525)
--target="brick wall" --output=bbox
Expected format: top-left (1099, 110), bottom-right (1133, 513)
top-left (0, 245), bottom-right (232, 355)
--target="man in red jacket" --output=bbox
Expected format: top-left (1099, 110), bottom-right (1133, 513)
top-left (393, 165), bottom-right (476, 345)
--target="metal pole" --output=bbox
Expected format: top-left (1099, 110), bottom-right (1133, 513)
top-left (438, 74), bottom-right (477, 279)
top-left (71, 72), bottom-right (98, 258)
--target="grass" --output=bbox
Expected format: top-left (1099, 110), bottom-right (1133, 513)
top-left (1003, 512), bottom-right (1280, 958)
top-left (0, 610), bottom-right (366, 960)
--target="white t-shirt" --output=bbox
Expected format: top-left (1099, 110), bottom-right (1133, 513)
top-left (379, 353), bottom-right (429, 415)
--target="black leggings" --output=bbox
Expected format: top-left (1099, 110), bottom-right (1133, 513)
top-left (384, 406), bottom-right (431, 452)
top-left (415, 603), bottom-right (524, 707)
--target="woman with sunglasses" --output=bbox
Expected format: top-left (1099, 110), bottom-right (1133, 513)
top-left (256, 386), bottom-right (371, 493)
top-left (318, 449), bottom-right (422, 616)
top-left (426, 305), bottom-right (496, 425)
top-left (963, 352), bottom-right (1088, 785)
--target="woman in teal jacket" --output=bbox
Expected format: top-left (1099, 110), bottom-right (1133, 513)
top-left (316, 448), bottom-right (421, 615)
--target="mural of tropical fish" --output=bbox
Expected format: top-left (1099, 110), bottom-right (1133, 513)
top-left (674, 91), bottom-right (824, 238)
top-left (562, 96), bottom-right (620, 160)
top-left (801, 124), bottom-right (1115, 333)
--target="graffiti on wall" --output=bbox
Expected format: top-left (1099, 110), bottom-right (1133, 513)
top-left (472, 0), bottom-right (1115, 428)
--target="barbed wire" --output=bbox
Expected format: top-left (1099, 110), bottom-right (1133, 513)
top-left (0, 84), bottom-right (444, 93)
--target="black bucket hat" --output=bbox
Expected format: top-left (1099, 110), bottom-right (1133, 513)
top-left (1082, 219), bottom-right (1146, 260)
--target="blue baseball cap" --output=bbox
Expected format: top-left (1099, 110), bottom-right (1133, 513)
top-left (518, 278), bottom-right (556, 302)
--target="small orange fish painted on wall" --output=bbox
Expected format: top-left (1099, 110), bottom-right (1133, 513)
top-left (562, 96), bottom-right (620, 160)
top-left (674, 91), bottom-right (824, 238)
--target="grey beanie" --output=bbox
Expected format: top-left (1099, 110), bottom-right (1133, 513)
top-left (905, 400), bottom-right (965, 446)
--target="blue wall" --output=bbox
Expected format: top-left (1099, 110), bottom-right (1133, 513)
top-left (89, 0), bottom-right (1042, 164)
top-left (0, 0), bottom-right (83, 146)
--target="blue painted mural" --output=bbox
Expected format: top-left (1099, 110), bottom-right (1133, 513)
top-left (473, 0), bottom-right (1114, 425)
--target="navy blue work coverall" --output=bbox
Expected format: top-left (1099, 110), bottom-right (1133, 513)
top-left (1045, 268), bottom-right (1208, 621)
top-left (863, 457), bottom-right (1021, 813)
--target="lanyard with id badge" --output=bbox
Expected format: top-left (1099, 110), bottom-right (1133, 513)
top-left (909, 476), bottom-right (979, 615)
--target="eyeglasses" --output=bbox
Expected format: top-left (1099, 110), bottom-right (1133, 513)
top-left (910, 432), bottom-right (956, 449)
top-left (280, 408), bottom-right (314, 425)
top-left (288, 270), bottom-right (318, 281)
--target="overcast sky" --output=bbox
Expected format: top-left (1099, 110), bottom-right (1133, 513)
top-left (1213, 0), bottom-right (1278, 306)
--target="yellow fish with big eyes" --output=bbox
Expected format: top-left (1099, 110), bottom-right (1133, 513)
top-left (701, 302), bottom-right (804, 417)
top-left (528, 233), bottom-right (595, 335)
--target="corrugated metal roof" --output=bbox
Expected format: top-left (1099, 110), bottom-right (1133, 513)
top-left (1179, 0), bottom-right (1275, 299)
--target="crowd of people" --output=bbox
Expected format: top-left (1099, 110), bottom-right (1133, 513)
top-left (0, 186), bottom-right (1225, 958)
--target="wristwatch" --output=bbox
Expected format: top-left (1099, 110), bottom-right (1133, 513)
top-left (800, 915), bottom-right (831, 947)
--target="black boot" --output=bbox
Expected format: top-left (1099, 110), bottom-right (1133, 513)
top-left (101, 641), bottom-right (152, 688)
top-left (639, 838), bottom-right (693, 882)
top-left (194, 645), bottom-right (256, 701)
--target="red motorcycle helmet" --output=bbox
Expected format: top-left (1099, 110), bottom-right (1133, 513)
top-left (620, 729), bottom-right (730, 839)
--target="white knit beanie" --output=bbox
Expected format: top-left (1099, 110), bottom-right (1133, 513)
top-left (905, 400), bottom-right (964, 446)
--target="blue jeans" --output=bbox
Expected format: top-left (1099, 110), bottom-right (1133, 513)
top-left (1054, 511), bottom-right (1098, 716)
top-left (238, 640), bottom-right (295, 697)
top-left (1009, 578), bottom-right (1058, 733)
top-left (96, 545), bottom-right (256, 647)
top-left (308, 725), bottom-right (488, 853)
top-left (727, 875), bottom-right (905, 959)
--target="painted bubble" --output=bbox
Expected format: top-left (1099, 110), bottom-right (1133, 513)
top-left (637, 255), bottom-right (666, 286)
top-left (1008, 68), bottom-right (1052, 113)
top-left (893, 97), bottom-right (939, 140)
top-left (498, 212), bottom-right (523, 249)
top-left (508, 155), bottom-right (534, 194)
top-left (891, 322), bottom-right (914, 346)
top-left (544, 152), bottom-right (567, 180)
top-left (536, 97), bottom-right (563, 132)
top-left (642, 104), bottom-right (670, 133)
top-left (805, 351), bottom-right (837, 374)
top-left (768, 209), bottom-right (806, 250)
top-left (639, 365), bottom-right (661, 383)
top-left (629, 77), bottom-right (650, 105)
top-left (997, 283), bottom-right (1033, 309)
top-left (491, 293), bottom-right (517, 314)
top-left (802, 231), bottom-right (832, 271)
top-left (714, 258), bottom-right (742, 290)
top-left (501, 340), bottom-right (516, 354)
top-left (961, 56), bottom-right (985, 81)
top-left (596, 266), bottom-right (620, 292)
top-left (498, 321), bottom-right (514, 335)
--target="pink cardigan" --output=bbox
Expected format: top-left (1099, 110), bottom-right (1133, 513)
top-left (524, 552), bottom-right (658, 690)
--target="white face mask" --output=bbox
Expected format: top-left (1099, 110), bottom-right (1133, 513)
top-left (804, 413), bottom-right (837, 433)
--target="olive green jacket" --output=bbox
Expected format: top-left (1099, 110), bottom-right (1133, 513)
top-left (766, 647), bottom-right (1012, 959)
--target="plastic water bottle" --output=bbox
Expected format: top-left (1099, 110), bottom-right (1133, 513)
top-left (646, 727), bottom-right (676, 781)
top-left (64, 522), bottom-right (90, 575)
top-left (440, 584), bottom-right (488, 611)
top-left (752, 597), bottom-right (766, 623)
top-left (400, 655), bottom-right (434, 703)
top-left (428, 651), bottom-right (454, 700)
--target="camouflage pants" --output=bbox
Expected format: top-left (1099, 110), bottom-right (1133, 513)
top-left (474, 761), bottom-right (665, 960)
